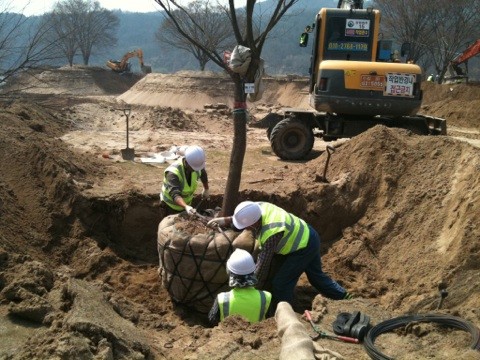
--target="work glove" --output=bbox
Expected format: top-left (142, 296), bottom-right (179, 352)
top-left (207, 217), bottom-right (226, 228)
top-left (202, 189), bottom-right (210, 200)
top-left (185, 205), bottom-right (197, 216)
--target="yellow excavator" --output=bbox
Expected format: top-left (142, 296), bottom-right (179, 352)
top-left (106, 48), bottom-right (152, 74)
top-left (268, 0), bottom-right (447, 160)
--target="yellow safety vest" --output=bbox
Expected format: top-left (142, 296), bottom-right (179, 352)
top-left (257, 202), bottom-right (310, 254)
top-left (218, 287), bottom-right (272, 323)
top-left (160, 159), bottom-right (200, 211)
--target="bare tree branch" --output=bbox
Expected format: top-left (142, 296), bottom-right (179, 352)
top-left (156, 1), bottom-right (235, 70)
top-left (153, 0), bottom-right (300, 215)
top-left (0, 5), bottom-right (63, 88)
top-left (374, 0), bottom-right (480, 80)
top-left (43, 0), bottom-right (119, 66)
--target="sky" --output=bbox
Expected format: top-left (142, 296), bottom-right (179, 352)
top-left (8, 1), bottom-right (309, 16)
top-left (8, 0), bottom-right (166, 16)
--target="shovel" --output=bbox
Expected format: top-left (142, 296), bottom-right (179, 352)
top-left (317, 145), bottom-right (336, 183)
top-left (120, 106), bottom-right (135, 160)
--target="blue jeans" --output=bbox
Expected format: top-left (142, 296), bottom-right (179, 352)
top-left (271, 225), bottom-right (346, 309)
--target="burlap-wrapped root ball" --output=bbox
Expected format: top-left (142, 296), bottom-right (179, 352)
top-left (157, 214), bottom-right (257, 313)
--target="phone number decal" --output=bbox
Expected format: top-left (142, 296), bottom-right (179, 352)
top-left (328, 41), bottom-right (368, 52)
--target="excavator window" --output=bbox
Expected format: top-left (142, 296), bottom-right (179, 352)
top-left (323, 16), bottom-right (373, 61)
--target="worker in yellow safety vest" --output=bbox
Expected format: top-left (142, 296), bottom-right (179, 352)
top-left (207, 201), bottom-right (354, 315)
top-left (160, 145), bottom-right (209, 216)
top-left (208, 248), bottom-right (272, 325)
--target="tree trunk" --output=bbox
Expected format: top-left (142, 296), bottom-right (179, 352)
top-left (82, 51), bottom-right (90, 65)
top-left (198, 55), bottom-right (208, 71)
top-left (220, 74), bottom-right (247, 216)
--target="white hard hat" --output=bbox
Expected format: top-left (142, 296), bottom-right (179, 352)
top-left (232, 201), bottom-right (262, 229)
top-left (226, 249), bottom-right (256, 275)
top-left (184, 145), bottom-right (205, 171)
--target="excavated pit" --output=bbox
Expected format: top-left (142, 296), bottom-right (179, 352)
top-left (77, 191), bottom-right (349, 265)
top-left (76, 194), bottom-right (161, 263)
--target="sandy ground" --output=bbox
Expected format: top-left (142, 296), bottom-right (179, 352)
top-left (0, 66), bottom-right (479, 360)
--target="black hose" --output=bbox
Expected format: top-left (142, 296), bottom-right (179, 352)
top-left (364, 313), bottom-right (480, 360)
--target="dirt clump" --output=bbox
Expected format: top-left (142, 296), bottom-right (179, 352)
top-left (0, 67), bottom-right (479, 360)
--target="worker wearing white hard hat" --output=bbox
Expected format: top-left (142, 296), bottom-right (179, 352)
top-left (207, 201), bottom-right (353, 315)
top-left (160, 145), bottom-right (210, 216)
top-left (208, 249), bottom-right (271, 325)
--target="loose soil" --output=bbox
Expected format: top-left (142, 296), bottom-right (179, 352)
top-left (0, 65), bottom-right (479, 360)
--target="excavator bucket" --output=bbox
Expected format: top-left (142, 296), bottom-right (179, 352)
top-left (141, 65), bottom-right (152, 74)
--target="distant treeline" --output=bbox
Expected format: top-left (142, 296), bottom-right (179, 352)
top-left (95, 1), bottom-right (326, 76)
top-left (11, 0), bottom-right (479, 79)
top-left (76, 0), bottom-right (480, 80)
top-left (11, 0), bottom-right (333, 75)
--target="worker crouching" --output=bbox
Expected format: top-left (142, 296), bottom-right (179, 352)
top-left (208, 201), bottom-right (353, 316)
top-left (160, 145), bottom-right (209, 216)
top-left (208, 249), bottom-right (272, 326)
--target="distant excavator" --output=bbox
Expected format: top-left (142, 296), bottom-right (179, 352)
top-left (444, 39), bottom-right (480, 83)
top-left (106, 49), bottom-right (152, 74)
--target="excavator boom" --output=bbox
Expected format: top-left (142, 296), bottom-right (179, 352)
top-left (453, 39), bottom-right (480, 65)
top-left (445, 39), bottom-right (480, 81)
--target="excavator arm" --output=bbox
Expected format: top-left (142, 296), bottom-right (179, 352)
top-left (453, 39), bottom-right (480, 65)
top-left (447, 39), bottom-right (480, 79)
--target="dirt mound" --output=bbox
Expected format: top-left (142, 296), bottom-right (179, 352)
top-left (298, 126), bottom-right (480, 312)
top-left (0, 68), bottom-right (480, 360)
top-left (3, 65), bottom-right (143, 96)
top-left (0, 101), bottom-right (99, 258)
top-left (421, 82), bottom-right (480, 129)
top-left (118, 72), bottom-right (310, 110)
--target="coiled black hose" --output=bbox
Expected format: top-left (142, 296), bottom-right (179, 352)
top-left (364, 313), bottom-right (480, 360)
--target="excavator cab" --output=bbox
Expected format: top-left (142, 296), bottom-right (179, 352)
top-left (307, 7), bottom-right (423, 117)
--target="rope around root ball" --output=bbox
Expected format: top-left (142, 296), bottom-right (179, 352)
top-left (157, 213), bottom-right (256, 313)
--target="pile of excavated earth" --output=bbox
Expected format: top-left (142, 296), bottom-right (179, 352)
top-left (0, 65), bottom-right (479, 359)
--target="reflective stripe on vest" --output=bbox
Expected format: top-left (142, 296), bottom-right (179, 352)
top-left (218, 287), bottom-right (272, 323)
top-left (160, 159), bottom-right (199, 211)
top-left (258, 202), bottom-right (310, 254)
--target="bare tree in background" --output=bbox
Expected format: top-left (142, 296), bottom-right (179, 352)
top-left (45, 0), bottom-right (118, 66)
top-left (44, 3), bottom-right (78, 66)
top-left (156, 0), bottom-right (236, 71)
top-left (0, 2), bottom-right (60, 86)
top-left (374, 0), bottom-right (480, 81)
top-left (426, 0), bottom-right (480, 81)
top-left (75, 1), bottom-right (118, 65)
top-left (373, 0), bottom-right (433, 66)
top-left (154, 0), bottom-right (300, 216)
